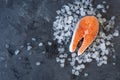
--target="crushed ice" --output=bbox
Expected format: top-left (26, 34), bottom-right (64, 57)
top-left (53, 0), bottom-right (119, 76)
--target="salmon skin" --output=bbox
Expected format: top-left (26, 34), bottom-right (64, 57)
top-left (69, 16), bottom-right (99, 55)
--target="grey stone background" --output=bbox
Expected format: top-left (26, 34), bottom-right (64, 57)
top-left (0, 0), bottom-right (120, 80)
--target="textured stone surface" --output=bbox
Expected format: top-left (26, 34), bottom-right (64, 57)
top-left (0, 0), bottom-right (120, 80)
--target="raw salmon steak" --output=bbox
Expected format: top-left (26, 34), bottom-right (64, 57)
top-left (69, 16), bottom-right (99, 55)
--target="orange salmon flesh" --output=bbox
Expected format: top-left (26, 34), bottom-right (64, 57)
top-left (69, 16), bottom-right (99, 55)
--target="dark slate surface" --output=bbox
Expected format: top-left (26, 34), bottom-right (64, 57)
top-left (0, 0), bottom-right (120, 80)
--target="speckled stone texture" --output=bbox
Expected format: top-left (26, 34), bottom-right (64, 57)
top-left (0, 0), bottom-right (120, 80)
